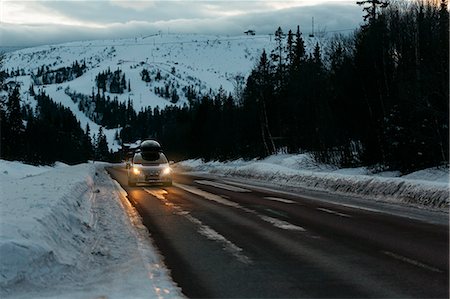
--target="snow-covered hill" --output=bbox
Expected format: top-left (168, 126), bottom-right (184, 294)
top-left (2, 33), bottom-right (326, 150)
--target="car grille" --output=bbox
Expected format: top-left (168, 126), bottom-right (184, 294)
top-left (145, 169), bottom-right (160, 175)
top-left (143, 170), bottom-right (160, 180)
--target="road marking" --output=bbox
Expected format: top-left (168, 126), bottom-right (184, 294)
top-left (174, 183), bottom-right (241, 208)
top-left (175, 183), bottom-right (307, 233)
top-left (259, 215), bottom-right (306, 231)
top-left (382, 251), bottom-right (443, 273)
top-left (143, 185), bottom-right (251, 264)
top-left (316, 208), bottom-right (352, 218)
top-left (195, 180), bottom-right (251, 192)
top-left (144, 188), bottom-right (168, 201)
top-left (264, 197), bottom-right (295, 204)
top-left (184, 213), bottom-right (252, 264)
top-left (225, 180), bottom-right (386, 214)
top-left (339, 203), bottom-right (383, 214)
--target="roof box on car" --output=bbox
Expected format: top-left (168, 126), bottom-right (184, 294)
top-left (140, 140), bottom-right (162, 152)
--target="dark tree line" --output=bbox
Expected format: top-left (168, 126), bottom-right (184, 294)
top-left (237, 0), bottom-right (448, 172)
top-left (1, 0), bottom-right (447, 171)
top-left (32, 60), bottom-right (87, 85)
top-left (95, 68), bottom-right (130, 94)
top-left (0, 84), bottom-right (117, 164)
top-left (148, 0), bottom-right (447, 171)
top-left (67, 88), bottom-right (134, 129)
top-left (154, 83), bottom-right (180, 103)
top-left (1, 87), bottom-right (92, 164)
top-left (117, 89), bottom-right (242, 162)
top-left (63, 0), bottom-right (448, 172)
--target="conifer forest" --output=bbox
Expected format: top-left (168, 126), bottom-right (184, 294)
top-left (1, 0), bottom-right (448, 173)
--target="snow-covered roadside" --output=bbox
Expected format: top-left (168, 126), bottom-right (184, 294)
top-left (176, 154), bottom-right (449, 210)
top-left (0, 160), bottom-right (182, 299)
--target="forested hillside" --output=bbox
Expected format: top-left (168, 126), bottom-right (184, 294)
top-left (234, 0), bottom-right (449, 172)
top-left (127, 0), bottom-right (449, 172)
top-left (1, 0), bottom-right (448, 173)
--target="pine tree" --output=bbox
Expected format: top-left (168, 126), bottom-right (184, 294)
top-left (82, 124), bottom-right (93, 160)
top-left (95, 127), bottom-right (109, 161)
top-left (271, 27), bottom-right (286, 89)
top-left (250, 50), bottom-right (276, 155)
top-left (286, 30), bottom-right (294, 66)
top-left (357, 0), bottom-right (389, 24)
top-left (5, 87), bottom-right (24, 158)
top-left (291, 26), bottom-right (306, 73)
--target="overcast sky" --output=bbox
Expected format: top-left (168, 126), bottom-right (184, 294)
top-left (1, 0), bottom-right (364, 47)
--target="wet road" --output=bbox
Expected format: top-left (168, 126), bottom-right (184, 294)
top-left (107, 165), bottom-right (449, 298)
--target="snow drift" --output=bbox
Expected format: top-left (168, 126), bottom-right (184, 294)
top-left (176, 154), bottom-right (449, 210)
top-left (0, 160), bottom-right (181, 299)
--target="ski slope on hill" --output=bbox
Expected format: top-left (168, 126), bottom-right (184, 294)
top-left (1, 34), bottom-right (268, 149)
top-left (3, 34), bottom-right (277, 108)
top-left (2, 33), bottom-right (328, 150)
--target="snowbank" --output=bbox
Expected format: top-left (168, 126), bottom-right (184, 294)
top-left (176, 154), bottom-right (449, 210)
top-left (0, 160), bottom-right (182, 299)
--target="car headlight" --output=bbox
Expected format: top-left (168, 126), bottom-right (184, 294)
top-left (132, 167), bottom-right (141, 175)
top-left (161, 167), bottom-right (171, 176)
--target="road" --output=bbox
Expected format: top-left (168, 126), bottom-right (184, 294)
top-left (107, 165), bottom-right (449, 298)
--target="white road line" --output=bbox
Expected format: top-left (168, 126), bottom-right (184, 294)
top-left (145, 186), bottom-right (251, 264)
top-left (174, 183), bottom-right (241, 208)
top-left (264, 197), bottom-right (295, 204)
top-left (339, 203), bottom-right (383, 214)
top-left (316, 208), bottom-right (352, 218)
top-left (259, 215), bottom-right (306, 231)
top-left (176, 182), bottom-right (307, 233)
top-left (144, 186), bottom-right (251, 264)
top-left (144, 188), bottom-right (168, 201)
top-left (195, 180), bottom-right (251, 192)
top-left (382, 251), bottom-right (443, 273)
top-left (184, 213), bottom-right (252, 264)
top-left (225, 180), bottom-right (386, 214)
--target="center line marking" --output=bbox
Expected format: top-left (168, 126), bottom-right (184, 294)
top-left (175, 183), bottom-right (307, 232)
top-left (264, 197), bottom-right (295, 204)
top-left (174, 183), bottom-right (241, 207)
top-left (382, 251), bottom-right (443, 273)
top-left (317, 208), bottom-right (351, 218)
top-left (195, 180), bottom-right (252, 192)
top-left (184, 213), bottom-right (252, 265)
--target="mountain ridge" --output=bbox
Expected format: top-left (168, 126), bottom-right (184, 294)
top-left (2, 33), bottom-right (325, 150)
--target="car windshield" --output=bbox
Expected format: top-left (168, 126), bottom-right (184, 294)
top-left (133, 152), bottom-right (168, 165)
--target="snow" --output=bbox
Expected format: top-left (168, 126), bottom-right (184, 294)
top-left (2, 33), bottom-right (327, 151)
top-left (0, 160), bottom-right (182, 299)
top-left (176, 154), bottom-right (450, 210)
top-left (0, 154), bottom-right (447, 297)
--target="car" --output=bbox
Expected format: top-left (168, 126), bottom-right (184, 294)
top-left (127, 141), bottom-right (173, 187)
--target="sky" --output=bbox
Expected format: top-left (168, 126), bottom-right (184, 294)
top-left (1, 0), bottom-right (364, 47)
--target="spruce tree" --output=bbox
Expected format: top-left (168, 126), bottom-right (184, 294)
top-left (357, 0), bottom-right (389, 24)
top-left (5, 87), bottom-right (24, 159)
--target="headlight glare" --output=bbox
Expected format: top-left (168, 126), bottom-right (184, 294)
top-left (162, 167), bottom-right (171, 176)
top-left (132, 167), bottom-right (140, 175)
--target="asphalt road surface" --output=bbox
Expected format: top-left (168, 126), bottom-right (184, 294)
top-left (107, 165), bottom-right (449, 298)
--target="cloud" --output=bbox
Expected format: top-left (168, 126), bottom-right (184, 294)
top-left (0, 1), bottom-right (363, 47)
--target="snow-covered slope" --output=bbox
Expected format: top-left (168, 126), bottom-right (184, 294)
top-left (3, 34), bottom-right (274, 104)
top-left (3, 34), bottom-right (277, 111)
top-left (2, 33), bottom-right (326, 150)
